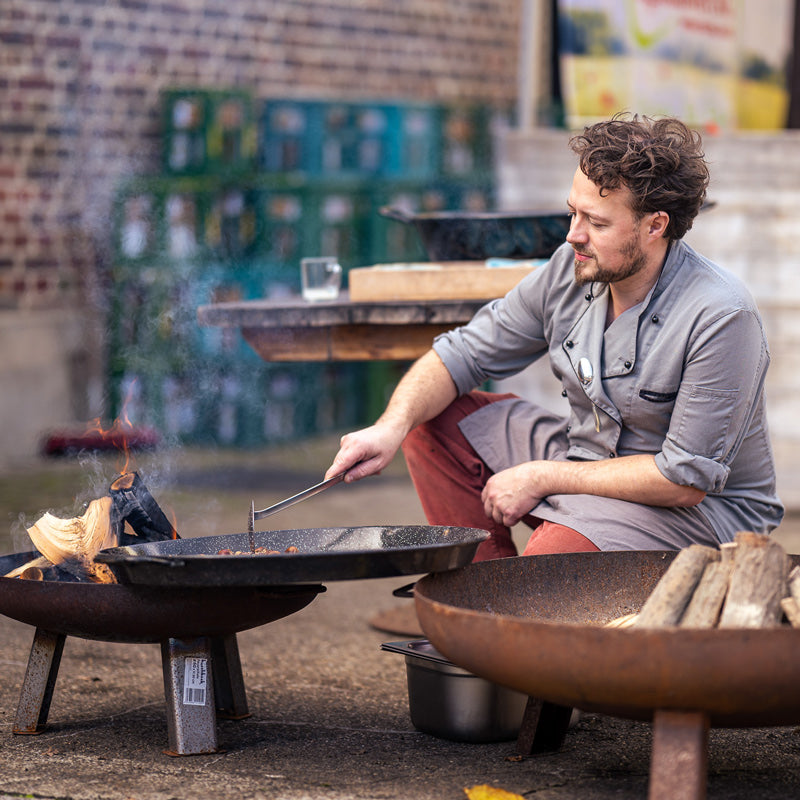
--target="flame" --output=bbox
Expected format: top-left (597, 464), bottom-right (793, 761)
top-left (83, 380), bottom-right (146, 473)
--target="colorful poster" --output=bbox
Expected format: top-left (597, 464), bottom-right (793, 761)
top-left (558, 0), bottom-right (793, 131)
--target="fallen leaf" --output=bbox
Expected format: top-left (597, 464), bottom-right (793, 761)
top-left (464, 785), bottom-right (526, 800)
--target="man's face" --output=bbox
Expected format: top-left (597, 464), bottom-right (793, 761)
top-left (566, 168), bottom-right (649, 286)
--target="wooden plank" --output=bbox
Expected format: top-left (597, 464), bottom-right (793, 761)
top-left (198, 294), bottom-right (485, 330)
top-left (348, 263), bottom-right (536, 302)
top-left (242, 327), bottom-right (332, 361)
top-left (242, 323), bottom-right (453, 362)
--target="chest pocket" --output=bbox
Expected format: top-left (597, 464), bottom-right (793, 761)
top-left (639, 389), bottom-right (678, 403)
top-left (618, 383), bottom-right (680, 446)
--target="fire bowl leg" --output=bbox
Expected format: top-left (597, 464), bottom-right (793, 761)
top-left (649, 709), bottom-right (709, 800)
top-left (13, 628), bottom-right (66, 735)
top-left (161, 636), bottom-right (220, 756)
top-left (211, 634), bottom-right (250, 720)
top-left (516, 697), bottom-right (573, 754)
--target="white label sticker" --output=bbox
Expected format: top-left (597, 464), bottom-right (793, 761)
top-left (182, 657), bottom-right (208, 706)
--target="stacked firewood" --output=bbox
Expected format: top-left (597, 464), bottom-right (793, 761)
top-left (611, 532), bottom-right (799, 630)
top-left (4, 471), bottom-right (177, 583)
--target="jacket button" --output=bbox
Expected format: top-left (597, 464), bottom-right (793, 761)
top-left (565, 340), bottom-right (574, 348)
top-left (609, 452), bottom-right (616, 458)
top-left (651, 314), bottom-right (660, 324)
top-left (566, 425), bottom-right (571, 433)
top-left (561, 388), bottom-right (567, 397)
top-left (585, 293), bottom-right (592, 301)
top-left (624, 360), bottom-right (632, 369)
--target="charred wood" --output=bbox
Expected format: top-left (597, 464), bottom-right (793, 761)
top-left (109, 471), bottom-right (178, 543)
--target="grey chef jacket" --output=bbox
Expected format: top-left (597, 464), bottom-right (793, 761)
top-left (432, 239), bottom-right (784, 551)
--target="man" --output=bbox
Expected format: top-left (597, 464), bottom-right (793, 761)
top-left (326, 114), bottom-right (784, 561)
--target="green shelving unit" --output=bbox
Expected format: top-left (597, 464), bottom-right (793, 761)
top-left (108, 92), bottom-right (502, 446)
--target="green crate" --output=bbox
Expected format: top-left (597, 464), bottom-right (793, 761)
top-left (391, 104), bottom-right (440, 179)
top-left (162, 90), bottom-right (209, 174)
top-left (427, 177), bottom-right (496, 212)
top-left (437, 104), bottom-right (495, 177)
top-left (162, 88), bottom-right (257, 176)
top-left (366, 181), bottom-right (429, 264)
top-left (113, 181), bottom-right (165, 266)
top-left (197, 182), bottom-right (261, 261)
top-left (302, 180), bottom-right (372, 270)
top-left (259, 99), bottom-right (440, 180)
top-left (252, 179), bottom-right (310, 291)
top-left (259, 99), bottom-right (321, 173)
top-left (205, 91), bottom-right (258, 174)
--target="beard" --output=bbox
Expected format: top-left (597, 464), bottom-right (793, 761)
top-left (574, 232), bottom-right (648, 286)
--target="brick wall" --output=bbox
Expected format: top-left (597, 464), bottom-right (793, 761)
top-left (1, 0), bottom-right (522, 312)
top-left (0, 0), bottom-right (522, 463)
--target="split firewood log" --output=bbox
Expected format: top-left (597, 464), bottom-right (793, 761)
top-left (26, 496), bottom-right (117, 566)
top-left (633, 544), bottom-right (719, 628)
top-left (788, 565), bottom-right (800, 605)
top-left (718, 532), bottom-right (791, 629)
top-left (780, 596), bottom-right (800, 628)
top-left (680, 560), bottom-right (734, 629)
top-left (604, 612), bottom-right (638, 628)
top-left (3, 556), bottom-right (52, 580)
top-left (7, 497), bottom-right (120, 583)
top-left (5, 472), bottom-right (177, 583)
top-left (109, 471), bottom-right (177, 541)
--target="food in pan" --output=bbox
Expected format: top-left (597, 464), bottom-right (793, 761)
top-left (217, 546), bottom-right (299, 556)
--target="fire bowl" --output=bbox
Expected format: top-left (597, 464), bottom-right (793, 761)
top-left (0, 551), bottom-right (324, 643)
top-left (414, 550), bottom-right (800, 728)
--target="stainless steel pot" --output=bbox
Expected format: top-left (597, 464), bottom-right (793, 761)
top-left (381, 639), bottom-right (527, 742)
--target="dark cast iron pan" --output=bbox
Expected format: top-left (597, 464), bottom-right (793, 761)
top-left (378, 206), bottom-right (571, 262)
top-left (96, 525), bottom-right (488, 588)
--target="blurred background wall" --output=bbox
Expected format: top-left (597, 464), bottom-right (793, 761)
top-left (2, 0), bottom-right (800, 516)
top-left (0, 0), bottom-right (527, 465)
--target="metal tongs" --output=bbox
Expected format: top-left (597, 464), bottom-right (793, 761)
top-left (246, 470), bottom-right (348, 550)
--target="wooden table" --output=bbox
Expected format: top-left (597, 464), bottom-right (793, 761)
top-left (197, 292), bottom-right (487, 362)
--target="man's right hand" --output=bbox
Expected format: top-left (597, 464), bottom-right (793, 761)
top-left (324, 422), bottom-right (406, 483)
top-left (324, 349), bottom-right (457, 484)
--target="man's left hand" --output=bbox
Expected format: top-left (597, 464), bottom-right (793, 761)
top-left (481, 463), bottom-right (545, 527)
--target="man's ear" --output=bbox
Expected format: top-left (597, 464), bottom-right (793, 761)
top-left (648, 211), bottom-right (669, 238)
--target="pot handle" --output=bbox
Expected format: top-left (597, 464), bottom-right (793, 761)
top-left (392, 580), bottom-right (417, 598)
top-left (378, 205), bottom-right (414, 224)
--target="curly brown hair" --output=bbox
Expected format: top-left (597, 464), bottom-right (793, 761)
top-left (569, 113), bottom-right (709, 241)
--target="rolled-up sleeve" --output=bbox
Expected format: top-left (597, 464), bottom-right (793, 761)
top-left (654, 307), bottom-right (769, 493)
top-left (432, 260), bottom-right (562, 394)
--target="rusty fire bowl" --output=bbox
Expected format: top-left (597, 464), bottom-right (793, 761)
top-left (414, 550), bottom-right (800, 728)
top-left (0, 551), bottom-right (324, 643)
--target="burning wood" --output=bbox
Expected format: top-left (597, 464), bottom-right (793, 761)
top-left (110, 471), bottom-right (177, 543)
top-left (5, 471), bottom-right (177, 583)
top-left (629, 532), bottom-right (797, 630)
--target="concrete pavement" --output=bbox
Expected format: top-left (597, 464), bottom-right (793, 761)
top-left (0, 441), bottom-right (798, 799)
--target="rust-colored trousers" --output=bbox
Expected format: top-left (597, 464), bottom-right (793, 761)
top-left (401, 391), bottom-right (599, 562)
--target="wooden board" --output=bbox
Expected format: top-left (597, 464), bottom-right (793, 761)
top-left (348, 261), bottom-right (539, 302)
top-left (242, 322), bottom-right (457, 361)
